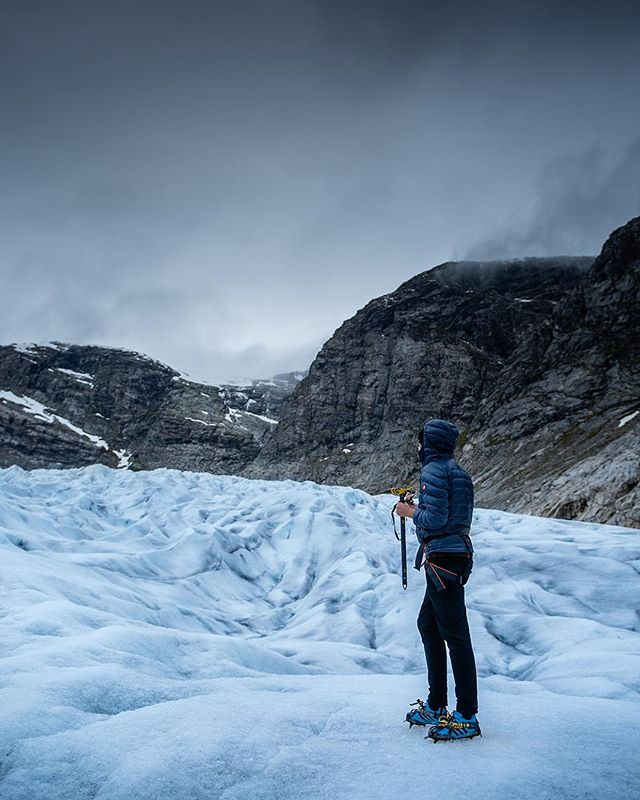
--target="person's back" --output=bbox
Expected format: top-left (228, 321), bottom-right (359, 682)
top-left (413, 418), bottom-right (474, 562)
top-left (443, 455), bottom-right (474, 534)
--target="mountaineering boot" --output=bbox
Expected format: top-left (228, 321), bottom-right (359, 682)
top-left (405, 699), bottom-right (448, 728)
top-left (426, 710), bottom-right (482, 742)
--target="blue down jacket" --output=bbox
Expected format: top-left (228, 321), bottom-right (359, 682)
top-left (412, 419), bottom-right (474, 557)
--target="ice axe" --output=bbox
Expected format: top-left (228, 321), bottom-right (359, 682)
top-left (389, 487), bottom-right (415, 590)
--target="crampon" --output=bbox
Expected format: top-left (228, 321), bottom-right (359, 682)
top-left (405, 698), bottom-right (449, 728)
top-left (426, 710), bottom-right (482, 742)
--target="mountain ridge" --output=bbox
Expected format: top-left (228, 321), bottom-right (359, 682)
top-left (1, 218), bottom-right (638, 527)
top-left (251, 219), bottom-right (639, 528)
top-left (0, 341), bottom-right (302, 473)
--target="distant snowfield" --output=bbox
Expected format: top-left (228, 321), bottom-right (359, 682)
top-left (0, 466), bottom-right (638, 800)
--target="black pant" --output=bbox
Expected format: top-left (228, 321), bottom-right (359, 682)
top-left (416, 554), bottom-right (478, 718)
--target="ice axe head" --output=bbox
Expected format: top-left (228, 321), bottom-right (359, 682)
top-left (389, 486), bottom-right (415, 502)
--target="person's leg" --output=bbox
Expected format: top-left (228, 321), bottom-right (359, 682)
top-left (417, 581), bottom-right (448, 710)
top-left (430, 584), bottom-right (478, 718)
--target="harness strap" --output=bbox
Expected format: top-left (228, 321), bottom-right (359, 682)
top-left (413, 541), bottom-right (426, 571)
top-left (413, 534), bottom-right (472, 572)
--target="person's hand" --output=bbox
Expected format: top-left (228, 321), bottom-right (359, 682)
top-left (395, 502), bottom-right (416, 519)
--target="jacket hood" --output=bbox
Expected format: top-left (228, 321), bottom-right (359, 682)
top-left (421, 418), bottom-right (459, 464)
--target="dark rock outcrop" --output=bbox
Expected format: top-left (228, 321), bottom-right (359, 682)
top-left (2, 218), bottom-right (638, 529)
top-left (252, 218), bottom-right (640, 528)
top-left (218, 372), bottom-right (306, 421)
top-left (250, 257), bottom-right (592, 485)
top-left (463, 217), bottom-right (640, 527)
top-left (0, 344), bottom-right (297, 473)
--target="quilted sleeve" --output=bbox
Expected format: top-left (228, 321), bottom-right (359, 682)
top-left (412, 460), bottom-right (449, 534)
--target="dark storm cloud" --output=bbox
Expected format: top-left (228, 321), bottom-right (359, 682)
top-left (1, 1), bottom-right (639, 381)
top-left (463, 136), bottom-right (640, 259)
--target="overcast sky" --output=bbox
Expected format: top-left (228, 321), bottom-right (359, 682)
top-left (2, 1), bottom-right (640, 383)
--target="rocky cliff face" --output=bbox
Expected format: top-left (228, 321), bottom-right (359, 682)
top-left (252, 217), bottom-right (640, 528)
top-left (463, 216), bottom-right (640, 528)
top-left (218, 372), bottom-right (306, 421)
top-left (0, 344), bottom-right (299, 473)
top-left (2, 219), bottom-right (638, 528)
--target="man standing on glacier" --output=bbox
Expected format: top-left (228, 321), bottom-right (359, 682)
top-left (394, 418), bottom-right (481, 741)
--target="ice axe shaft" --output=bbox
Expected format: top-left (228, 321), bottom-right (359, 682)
top-left (389, 487), bottom-right (415, 590)
top-left (400, 515), bottom-right (407, 589)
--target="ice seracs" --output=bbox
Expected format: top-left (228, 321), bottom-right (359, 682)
top-left (0, 466), bottom-right (637, 799)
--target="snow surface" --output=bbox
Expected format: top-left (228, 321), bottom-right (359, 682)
top-left (250, 412), bottom-right (278, 425)
top-left (619, 410), bottom-right (639, 428)
top-left (0, 393), bottom-right (133, 467)
top-left (0, 465), bottom-right (638, 799)
top-left (224, 407), bottom-right (277, 428)
top-left (11, 341), bottom-right (69, 355)
top-left (0, 391), bottom-right (109, 450)
top-left (184, 416), bottom-right (217, 427)
top-left (55, 368), bottom-right (95, 387)
top-left (112, 449), bottom-right (133, 469)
